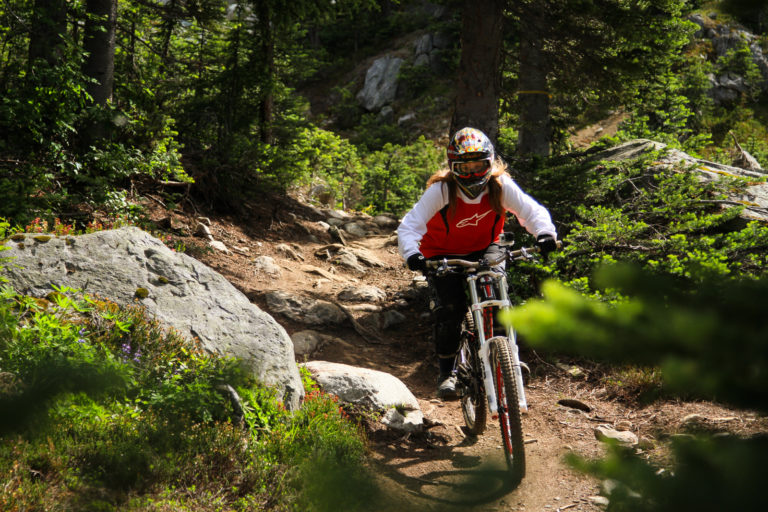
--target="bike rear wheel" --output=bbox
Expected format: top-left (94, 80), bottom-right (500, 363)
top-left (458, 333), bottom-right (486, 435)
top-left (489, 337), bottom-right (526, 483)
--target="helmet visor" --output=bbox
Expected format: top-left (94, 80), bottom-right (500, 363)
top-left (451, 159), bottom-right (491, 178)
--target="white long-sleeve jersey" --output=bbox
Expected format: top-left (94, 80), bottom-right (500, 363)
top-left (397, 174), bottom-right (557, 260)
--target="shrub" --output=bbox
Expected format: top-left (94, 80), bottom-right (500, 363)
top-left (524, 150), bottom-right (768, 298)
top-left (0, 286), bottom-right (371, 510)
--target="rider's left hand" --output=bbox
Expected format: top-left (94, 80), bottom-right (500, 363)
top-left (536, 234), bottom-right (557, 260)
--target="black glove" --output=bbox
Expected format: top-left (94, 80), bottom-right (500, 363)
top-left (536, 234), bottom-right (558, 260)
top-left (406, 253), bottom-right (427, 272)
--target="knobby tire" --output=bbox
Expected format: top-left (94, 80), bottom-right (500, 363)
top-left (489, 337), bottom-right (526, 484)
top-left (458, 332), bottom-right (487, 435)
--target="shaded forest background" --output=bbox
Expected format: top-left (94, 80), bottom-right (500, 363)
top-left (3, 0), bottom-right (768, 226)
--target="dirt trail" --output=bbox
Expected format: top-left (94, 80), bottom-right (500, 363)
top-left (147, 194), bottom-right (765, 511)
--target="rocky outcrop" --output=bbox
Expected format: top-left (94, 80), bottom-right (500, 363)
top-left (356, 56), bottom-right (403, 112)
top-left (413, 32), bottom-right (452, 72)
top-left (1, 227), bottom-right (303, 410)
top-left (590, 139), bottom-right (768, 222)
top-left (688, 14), bottom-right (768, 103)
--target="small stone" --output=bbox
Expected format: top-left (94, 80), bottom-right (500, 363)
top-left (276, 243), bottom-right (304, 260)
top-left (681, 413), bottom-right (705, 426)
top-left (595, 425), bottom-right (639, 446)
top-left (382, 310), bottom-right (406, 329)
top-left (588, 495), bottom-right (609, 506)
top-left (343, 222), bottom-right (368, 237)
top-left (381, 407), bottom-right (424, 433)
top-left (254, 256), bottom-right (281, 276)
top-left (209, 240), bottom-right (230, 254)
top-left (338, 285), bottom-right (386, 303)
top-left (195, 222), bottom-right (212, 238)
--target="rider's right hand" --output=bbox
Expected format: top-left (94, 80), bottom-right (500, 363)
top-left (406, 253), bottom-right (427, 272)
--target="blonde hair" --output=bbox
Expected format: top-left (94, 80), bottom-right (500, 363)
top-left (426, 159), bottom-right (508, 218)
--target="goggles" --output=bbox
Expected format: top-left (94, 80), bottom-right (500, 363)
top-left (451, 159), bottom-right (491, 177)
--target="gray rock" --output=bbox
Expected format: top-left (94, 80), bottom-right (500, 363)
top-left (338, 285), bottom-right (386, 303)
top-left (195, 222), bottom-right (212, 238)
top-left (379, 105), bottom-right (394, 123)
top-left (253, 255), bottom-right (281, 276)
top-left (372, 214), bottom-right (398, 228)
top-left (595, 425), bottom-right (639, 446)
top-left (208, 239), bottom-right (230, 254)
top-left (413, 53), bottom-right (430, 68)
top-left (343, 222), bottom-right (368, 238)
top-left (332, 250), bottom-right (366, 273)
top-left (2, 227), bottom-right (302, 409)
top-left (413, 34), bottom-right (433, 56)
top-left (356, 56), bottom-right (404, 111)
top-left (588, 496), bottom-right (610, 506)
top-left (382, 310), bottom-right (407, 329)
top-left (264, 290), bottom-right (347, 326)
top-left (291, 329), bottom-right (345, 357)
top-left (327, 209), bottom-right (352, 220)
top-left (591, 139), bottom-right (768, 221)
top-left (397, 112), bottom-right (417, 125)
top-left (301, 361), bottom-right (421, 413)
top-left (381, 407), bottom-right (424, 433)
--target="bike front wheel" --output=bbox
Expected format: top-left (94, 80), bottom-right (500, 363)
top-left (489, 337), bottom-right (526, 483)
top-left (458, 335), bottom-right (486, 435)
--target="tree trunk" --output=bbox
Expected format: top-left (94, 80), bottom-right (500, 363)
top-left (28, 0), bottom-right (67, 69)
top-left (258, 1), bottom-right (275, 145)
top-left (517, 16), bottom-right (551, 158)
top-left (82, 0), bottom-right (118, 107)
top-left (450, 0), bottom-right (503, 144)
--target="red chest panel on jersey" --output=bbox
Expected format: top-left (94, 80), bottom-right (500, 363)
top-left (419, 195), bottom-right (502, 258)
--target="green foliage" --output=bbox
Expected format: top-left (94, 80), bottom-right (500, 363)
top-left (504, 0), bottom-right (699, 148)
top-left (328, 85), bottom-right (364, 130)
top-left (351, 113), bottom-right (409, 151)
top-left (614, 69), bottom-right (714, 154)
top-left (567, 435), bottom-right (768, 512)
top-left (0, 287), bottom-right (371, 510)
top-left (505, 264), bottom-right (768, 510)
top-left (358, 137), bottom-right (443, 214)
top-left (528, 150), bottom-right (768, 293)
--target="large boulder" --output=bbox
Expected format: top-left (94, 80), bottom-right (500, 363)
top-left (301, 361), bottom-right (420, 412)
top-left (356, 56), bottom-right (403, 112)
top-left (1, 226), bottom-right (303, 410)
top-left (301, 361), bottom-right (424, 433)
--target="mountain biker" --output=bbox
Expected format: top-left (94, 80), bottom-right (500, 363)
top-left (397, 127), bottom-right (558, 399)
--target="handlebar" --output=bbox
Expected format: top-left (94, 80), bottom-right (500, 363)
top-left (424, 241), bottom-right (563, 273)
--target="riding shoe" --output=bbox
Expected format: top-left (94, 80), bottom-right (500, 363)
top-left (437, 374), bottom-right (459, 400)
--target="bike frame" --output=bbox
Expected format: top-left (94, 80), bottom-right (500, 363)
top-left (429, 244), bottom-right (542, 415)
top-left (465, 268), bottom-right (528, 414)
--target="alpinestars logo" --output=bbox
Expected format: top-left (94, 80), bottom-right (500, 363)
top-left (456, 210), bottom-right (492, 228)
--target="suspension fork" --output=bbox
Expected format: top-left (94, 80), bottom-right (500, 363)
top-left (496, 272), bottom-right (528, 411)
top-left (467, 272), bottom-right (529, 413)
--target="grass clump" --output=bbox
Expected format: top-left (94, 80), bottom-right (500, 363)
top-left (0, 285), bottom-right (373, 511)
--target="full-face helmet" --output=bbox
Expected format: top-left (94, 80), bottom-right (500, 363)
top-left (447, 127), bottom-right (494, 199)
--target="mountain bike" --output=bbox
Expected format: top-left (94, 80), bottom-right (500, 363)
top-left (425, 235), bottom-right (558, 484)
